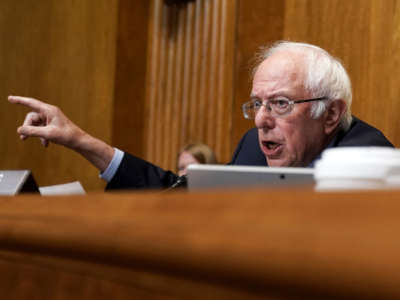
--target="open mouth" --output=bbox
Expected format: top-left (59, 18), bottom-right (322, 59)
top-left (261, 140), bottom-right (283, 156)
top-left (264, 141), bottom-right (280, 150)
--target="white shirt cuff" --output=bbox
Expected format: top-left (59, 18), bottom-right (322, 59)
top-left (100, 148), bottom-right (124, 182)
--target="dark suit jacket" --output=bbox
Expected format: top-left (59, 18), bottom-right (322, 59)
top-left (106, 116), bottom-right (393, 190)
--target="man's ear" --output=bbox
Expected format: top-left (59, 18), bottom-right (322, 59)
top-left (324, 99), bottom-right (346, 135)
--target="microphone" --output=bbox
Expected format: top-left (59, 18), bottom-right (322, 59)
top-left (169, 175), bottom-right (187, 189)
top-left (162, 175), bottom-right (187, 193)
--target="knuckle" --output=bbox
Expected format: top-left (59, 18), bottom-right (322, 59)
top-left (47, 104), bottom-right (60, 115)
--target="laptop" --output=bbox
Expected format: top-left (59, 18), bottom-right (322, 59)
top-left (0, 170), bottom-right (39, 195)
top-left (186, 164), bottom-right (314, 190)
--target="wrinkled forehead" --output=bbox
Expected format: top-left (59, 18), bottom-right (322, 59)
top-left (252, 51), bottom-right (308, 97)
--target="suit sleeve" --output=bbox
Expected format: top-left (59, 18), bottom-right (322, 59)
top-left (106, 127), bottom-right (266, 190)
top-left (105, 152), bottom-right (179, 191)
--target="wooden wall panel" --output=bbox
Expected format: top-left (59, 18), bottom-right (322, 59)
top-left (232, 0), bottom-right (285, 151)
top-left (112, 0), bottom-right (150, 158)
top-left (0, 0), bottom-right (118, 190)
top-left (144, 0), bottom-right (237, 170)
top-left (3, 0), bottom-right (400, 192)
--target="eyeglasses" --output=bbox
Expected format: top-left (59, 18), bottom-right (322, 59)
top-left (242, 96), bottom-right (328, 119)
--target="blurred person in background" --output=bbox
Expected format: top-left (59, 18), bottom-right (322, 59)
top-left (177, 143), bottom-right (217, 176)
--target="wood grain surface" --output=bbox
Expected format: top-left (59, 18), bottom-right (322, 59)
top-left (1, 188), bottom-right (400, 298)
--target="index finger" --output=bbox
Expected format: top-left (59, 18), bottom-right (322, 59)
top-left (8, 95), bottom-right (50, 113)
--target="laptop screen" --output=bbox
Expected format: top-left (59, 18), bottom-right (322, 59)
top-left (187, 164), bottom-right (314, 190)
top-left (0, 170), bottom-right (39, 195)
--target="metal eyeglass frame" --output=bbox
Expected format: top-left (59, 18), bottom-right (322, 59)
top-left (242, 96), bottom-right (328, 119)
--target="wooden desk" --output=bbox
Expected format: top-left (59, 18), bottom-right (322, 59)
top-left (0, 187), bottom-right (400, 299)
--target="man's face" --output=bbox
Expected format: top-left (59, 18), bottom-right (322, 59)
top-left (252, 51), bottom-right (328, 167)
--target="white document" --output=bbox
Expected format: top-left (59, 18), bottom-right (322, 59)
top-left (39, 181), bottom-right (86, 196)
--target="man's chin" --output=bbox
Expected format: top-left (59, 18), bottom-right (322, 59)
top-left (266, 157), bottom-right (290, 167)
top-left (266, 157), bottom-right (307, 168)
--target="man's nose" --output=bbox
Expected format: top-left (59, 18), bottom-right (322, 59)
top-left (255, 105), bottom-right (276, 130)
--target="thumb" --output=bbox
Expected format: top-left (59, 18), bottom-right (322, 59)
top-left (17, 125), bottom-right (49, 140)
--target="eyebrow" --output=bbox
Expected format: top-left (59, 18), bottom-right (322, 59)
top-left (250, 93), bottom-right (290, 100)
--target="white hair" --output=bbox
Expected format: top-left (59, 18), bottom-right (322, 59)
top-left (254, 41), bottom-right (353, 130)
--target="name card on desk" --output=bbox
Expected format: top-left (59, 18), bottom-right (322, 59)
top-left (0, 170), bottom-right (39, 195)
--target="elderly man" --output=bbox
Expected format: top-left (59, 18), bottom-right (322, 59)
top-left (9, 41), bottom-right (393, 190)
